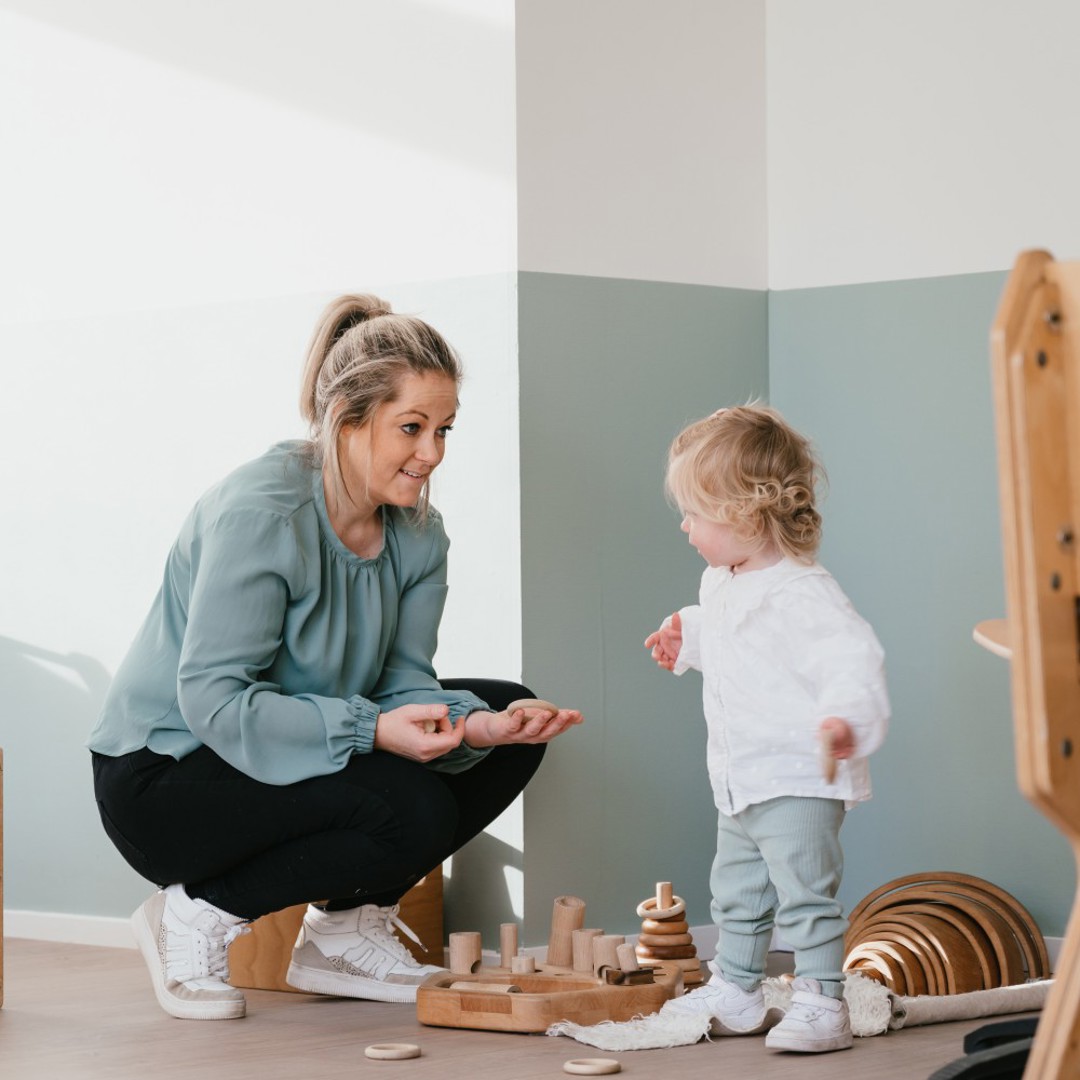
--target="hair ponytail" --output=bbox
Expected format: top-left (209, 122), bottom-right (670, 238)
top-left (300, 294), bottom-right (393, 425)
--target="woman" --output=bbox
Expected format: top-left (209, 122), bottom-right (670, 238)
top-left (89, 295), bottom-right (581, 1021)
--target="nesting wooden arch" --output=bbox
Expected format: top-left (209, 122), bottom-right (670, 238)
top-left (842, 871), bottom-right (1049, 996)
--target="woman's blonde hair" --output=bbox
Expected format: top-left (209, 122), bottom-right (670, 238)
top-left (665, 404), bottom-right (824, 561)
top-left (300, 294), bottom-right (463, 521)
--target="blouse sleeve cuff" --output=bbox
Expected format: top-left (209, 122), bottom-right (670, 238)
top-left (346, 695), bottom-right (380, 754)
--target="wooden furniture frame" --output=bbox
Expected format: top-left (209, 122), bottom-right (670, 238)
top-left (981, 249), bottom-right (1080, 1077)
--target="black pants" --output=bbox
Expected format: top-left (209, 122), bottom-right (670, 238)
top-left (92, 679), bottom-right (543, 920)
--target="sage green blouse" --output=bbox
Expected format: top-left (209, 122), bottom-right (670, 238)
top-left (88, 441), bottom-right (490, 784)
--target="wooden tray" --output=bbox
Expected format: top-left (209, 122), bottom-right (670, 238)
top-left (416, 962), bottom-right (682, 1033)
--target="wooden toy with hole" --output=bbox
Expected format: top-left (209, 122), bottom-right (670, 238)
top-left (635, 881), bottom-right (704, 989)
top-left (415, 894), bottom-right (683, 1033)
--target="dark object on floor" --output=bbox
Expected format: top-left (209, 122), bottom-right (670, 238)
top-left (927, 1018), bottom-right (1038, 1078)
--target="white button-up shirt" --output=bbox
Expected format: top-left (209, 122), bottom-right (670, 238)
top-left (674, 557), bottom-right (889, 816)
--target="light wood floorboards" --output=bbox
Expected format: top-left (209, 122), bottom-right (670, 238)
top-left (0, 939), bottom-right (1030, 1078)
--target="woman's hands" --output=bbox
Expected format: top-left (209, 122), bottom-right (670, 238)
top-left (463, 702), bottom-right (583, 749)
top-left (373, 700), bottom-right (583, 759)
top-left (644, 611), bottom-right (682, 671)
top-left (373, 703), bottom-right (466, 762)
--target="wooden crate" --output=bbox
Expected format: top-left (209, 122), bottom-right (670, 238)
top-left (228, 864), bottom-right (443, 992)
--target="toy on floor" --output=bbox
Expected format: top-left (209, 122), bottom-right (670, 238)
top-left (843, 871), bottom-right (1050, 996)
top-left (563, 1059), bottom-right (621, 1075)
top-left (416, 895), bottom-right (682, 1033)
top-left (634, 881), bottom-right (704, 989)
top-left (364, 1043), bottom-right (421, 1060)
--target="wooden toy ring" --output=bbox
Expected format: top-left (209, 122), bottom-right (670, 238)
top-left (641, 917), bottom-right (689, 935)
top-left (563, 1060), bottom-right (622, 1076)
top-left (636, 895), bottom-right (686, 920)
top-left (364, 1043), bottom-right (421, 1060)
top-left (507, 698), bottom-right (559, 715)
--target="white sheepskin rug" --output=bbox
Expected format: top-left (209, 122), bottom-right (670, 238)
top-left (546, 974), bottom-right (1053, 1052)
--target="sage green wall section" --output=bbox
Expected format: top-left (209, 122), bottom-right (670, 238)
top-left (769, 272), bottom-right (1076, 936)
top-left (517, 271), bottom-right (768, 941)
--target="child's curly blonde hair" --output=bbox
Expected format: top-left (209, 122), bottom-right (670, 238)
top-left (665, 404), bottom-right (824, 562)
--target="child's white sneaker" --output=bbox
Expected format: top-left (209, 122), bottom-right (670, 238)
top-left (765, 977), bottom-right (853, 1052)
top-left (131, 885), bottom-right (249, 1020)
top-left (286, 902), bottom-right (447, 1003)
top-left (659, 968), bottom-right (782, 1035)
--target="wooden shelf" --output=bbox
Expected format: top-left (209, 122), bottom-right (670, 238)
top-left (973, 618), bottom-right (1011, 660)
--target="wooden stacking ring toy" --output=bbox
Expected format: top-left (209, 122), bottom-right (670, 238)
top-left (634, 943), bottom-right (697, 960)
top-left (364, 1043), bottom-right (421, 1060)
top-left (563, 1059), bottom-right (622, 1076)
top-left (635, 894), bottom-right (685, 920)
top-left (641, 917), bottom-right (689, 935)
top-left (637, 931), bottom-right (693, 947)
top-left (507, 698), bottom-right (559, 715)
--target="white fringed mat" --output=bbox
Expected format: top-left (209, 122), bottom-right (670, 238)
top-left (546, 974), bottom-right (1054, 1052)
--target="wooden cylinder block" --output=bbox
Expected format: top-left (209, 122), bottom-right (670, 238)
top-left (572, 929), bottom-right (604, 973)
top-left (615, 944), bottom-right (640, 973)
top-left (511, 954), bottom-right (537, 974)
top-left (449, 931), bottom-right (482, 975)
top-left (500, 923), bottom-right (518, 968)
top-left (592, 935), bottom-right (625, 975)
top-left (547, 895), bottom-right (586, 967)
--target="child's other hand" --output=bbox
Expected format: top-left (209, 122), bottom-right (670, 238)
top-left (819, 716), bottom-right (855, 759)
top-left (644, 611), bottom-right (682, 671)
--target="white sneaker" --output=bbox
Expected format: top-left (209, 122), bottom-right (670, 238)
top-left (285, 903), bottom-right (447, 1003)
top-left (131, 886), bottom-right (249, 1020)
top-left (765, 977), bottom-right (853, 1052)
top-left (659, 966), bottom-right (782, 1036)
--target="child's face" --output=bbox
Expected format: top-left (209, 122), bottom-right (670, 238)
top-left (680, 511), bottom-right (778, 573)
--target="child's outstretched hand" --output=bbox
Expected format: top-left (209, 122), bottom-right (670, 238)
top-left (819, 716), bottom-right (855, 783)
top-left (644, 611), bottom-right (682, 671)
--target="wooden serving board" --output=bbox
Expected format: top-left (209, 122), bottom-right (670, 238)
top-left (416, 962), bottom-right (682, 1033)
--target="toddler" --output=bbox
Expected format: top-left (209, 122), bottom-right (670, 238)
top-left (644, 405), bottom-right (889, 1054)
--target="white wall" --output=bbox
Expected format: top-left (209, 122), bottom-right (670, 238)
top-left (517, 0), bottom-right (767, 289)
top-left (767, 0), bottom-right (1080, 289)
top-left (0, 0), bottom-right (522, 919)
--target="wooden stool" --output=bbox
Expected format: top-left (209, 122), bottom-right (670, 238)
top-left (228, 864), bottom-right (444, 992)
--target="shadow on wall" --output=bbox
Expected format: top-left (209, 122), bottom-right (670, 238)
top-left (443, 829), bottom-right (522, 939)
top-left (0, 634), bottom-right (144, 913)
top-left (1, 0), bottom-right (511, 175)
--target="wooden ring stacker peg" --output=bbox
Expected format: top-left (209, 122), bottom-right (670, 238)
top-left (563, 1060), bottom-right (621, 1076)
top-left (636, 894), bottom-right (686, 920)
top-left (821, 727), bottom-right (837, 783)
top-left (365, 1043), bottom-right (421, 1060)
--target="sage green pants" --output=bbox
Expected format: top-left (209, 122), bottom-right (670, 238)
top-left (710, 795), bottom-right (847, 1000)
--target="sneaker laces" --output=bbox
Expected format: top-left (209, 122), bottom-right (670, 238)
top-left (363, 904), bottom-right (426, 965)
top-left (166, 914), bottom-right (250, 983)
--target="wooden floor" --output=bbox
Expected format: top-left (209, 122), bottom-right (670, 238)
top-left (0, 939), bottom-right (1031, 1079)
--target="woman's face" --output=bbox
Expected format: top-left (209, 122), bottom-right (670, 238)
top-left (340, 371), bottom-right (458, 512)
